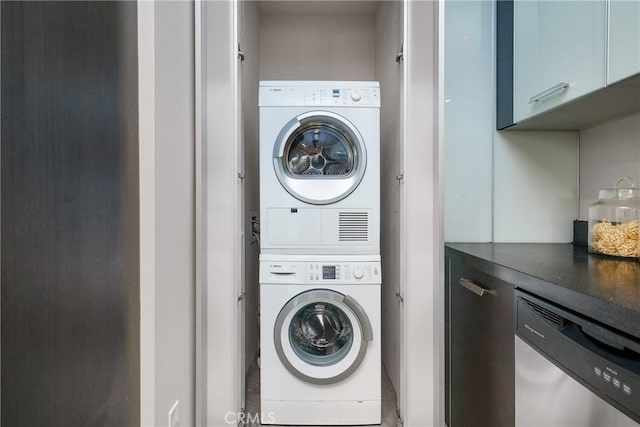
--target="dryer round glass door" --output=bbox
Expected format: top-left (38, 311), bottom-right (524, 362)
top-left (273, 111), bottom-right (367, 205)
top-left (274, 289), bottom-right (373, 385)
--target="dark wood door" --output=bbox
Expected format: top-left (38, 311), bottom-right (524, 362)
top-left (446, 252), bottom-right (515, 427)
top-left (1, 2), bottom-right (139, 425)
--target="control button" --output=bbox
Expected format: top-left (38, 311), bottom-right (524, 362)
top-left (594, 367), bottom-right (602, 377)
top-left (374, 267), bottom-right (379, 275)
top-left (603, 373), bottom-right (612, 382)
top-left (353, 267), bottom-right (364, 279)
top-left (623, 384), bottom-right (632, 395)
top-left (351, 91), bottom-right (362, 102)
top-left (309, 275), bottom-right (313, 281)
top-left (315, 275), bottom-right (319, 281)
top-left (612, 378), bottom-right (621, 389)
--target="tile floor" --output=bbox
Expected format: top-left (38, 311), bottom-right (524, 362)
top-left (244, 358), bottom-right (400, 427)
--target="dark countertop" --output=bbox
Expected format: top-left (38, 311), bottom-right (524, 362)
top-left (445, 243), bottom-right (640, 339)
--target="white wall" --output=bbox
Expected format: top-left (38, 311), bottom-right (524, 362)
top-left (258, 12), bottom-right (375, 80)
top-left (493, 131), bottom-right (578, 243)
top-left (376, 0), bottom-right (403, 405)
top-left (579, 113), bottom-right (640, 219)
top-left (139, 1), bottom-right (195, 426)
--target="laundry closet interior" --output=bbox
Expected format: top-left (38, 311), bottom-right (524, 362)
top-left (202, 1), bottom-right (439, 425)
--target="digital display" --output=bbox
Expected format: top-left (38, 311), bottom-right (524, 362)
top-left (322, 265), bottom-right (336, 279)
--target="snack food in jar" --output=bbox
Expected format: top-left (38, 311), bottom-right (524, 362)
top-left (588, 177), bottom-right (640, 260)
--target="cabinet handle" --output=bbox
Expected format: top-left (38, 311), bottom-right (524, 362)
top-left (459, 278), bottom-right (496, 297)
top-left (528, 82), bottom-right (569, 104)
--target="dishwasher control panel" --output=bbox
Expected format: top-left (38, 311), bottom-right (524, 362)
top-left (592, 364), bottom-right (634, 398)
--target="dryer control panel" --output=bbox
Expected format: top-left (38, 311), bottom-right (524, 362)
top-left (260, 260), bottom-right (382, 285)
top-left (259, 81), bottom-right (381, 108)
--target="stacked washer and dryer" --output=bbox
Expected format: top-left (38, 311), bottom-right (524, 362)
top-left (259, 81), bottom-right (382, 425)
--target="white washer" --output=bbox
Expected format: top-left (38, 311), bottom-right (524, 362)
top-left (260, 254), bottom-right (381, 426)
top-left (260, 81), bottom-right (380, 255)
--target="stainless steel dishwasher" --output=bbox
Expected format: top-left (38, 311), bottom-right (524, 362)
top-left (515, 289), bottom-right (640, 426)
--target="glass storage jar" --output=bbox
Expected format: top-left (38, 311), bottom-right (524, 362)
top-left (588, 177), bottom-right (640, 260)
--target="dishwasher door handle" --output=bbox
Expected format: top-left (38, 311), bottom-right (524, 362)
top-left (459, 278), bottom-right (496, 297)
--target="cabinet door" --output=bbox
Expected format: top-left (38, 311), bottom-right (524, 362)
top-left (446, 255), bottom-right (514, 427)
top-left (1, 2), bottom-right (140, 425)
top-left (608, 0), bottom-right (640, 84)
top-left (513, 0), bottom-right (606, 123)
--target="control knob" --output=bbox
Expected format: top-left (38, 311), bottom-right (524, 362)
top-left (350, 91), bottom-right (362, 102)
top-left (353, 266), bottom-right (364, 279)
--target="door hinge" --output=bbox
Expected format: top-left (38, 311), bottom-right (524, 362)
top-left (237, 170), bottom-right (246, 181)
top-left (237, 291), bottom-right (246, 302)
top-left (238, 43), bottom-right (245, 61)
top-left (396, 45), bottom-right (404, 63)
top-left (395, 291), bottom-right (405, 305)
top-left (395, 172), bottom-right (404, 183)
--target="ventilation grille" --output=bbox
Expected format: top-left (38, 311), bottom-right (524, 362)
top-left (339, 212), bottom-right (369, 242)
top-left (522, 297), bottom-right (566, 330)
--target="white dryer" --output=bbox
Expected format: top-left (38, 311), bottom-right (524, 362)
top-left (259, 81), bottom-right (380, 255)
top-left (259, 254), bottom-right (381, 426)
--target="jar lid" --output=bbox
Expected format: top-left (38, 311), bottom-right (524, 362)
top-left (599, 176), bottom-right (640, 200)
top-left (599, 188), bottom-right (640, 199)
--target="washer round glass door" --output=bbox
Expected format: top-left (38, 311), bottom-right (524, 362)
top-left (274, 289), bottom-right (373, 384)
top-left (273, 111), bottom-right (367, 205)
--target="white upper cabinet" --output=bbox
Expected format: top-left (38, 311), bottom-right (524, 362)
top-left (608, 0), bottom-right (640, 85)
top-left (513, 0), bottom-right (607, 123)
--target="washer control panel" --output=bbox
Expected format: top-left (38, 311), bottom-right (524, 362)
top-left (260, 259), bottom-right (381, 284)
top-left (259, 82), bottom-right (380, 108)
top-left (306, 262), bottom-right (381, 284)
top-left (302, 87), bottom-right (379, 107)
